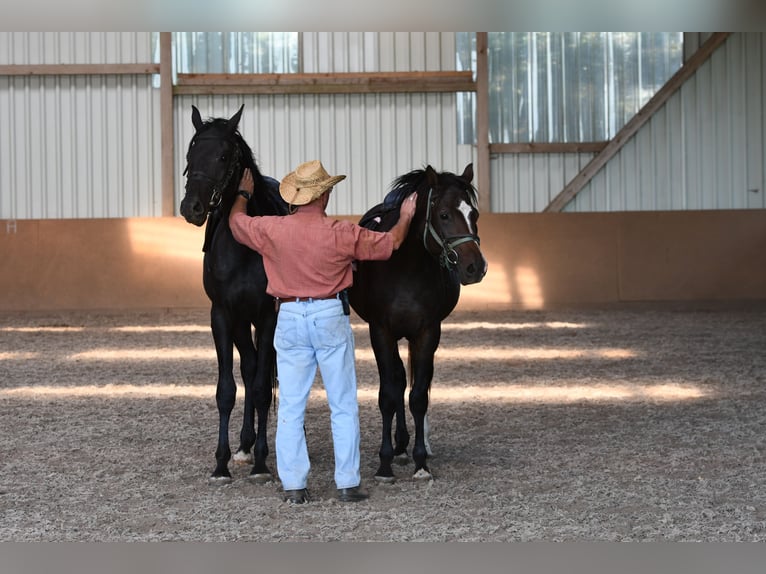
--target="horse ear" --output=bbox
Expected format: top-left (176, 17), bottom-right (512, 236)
top-left (227, 104), bottom-right (245, 133)
top-left (425, 165), bottom-right (439, 187)
top-left (461, 163), bottom-right (474, 183)
top-left (191, 105), bottom-right (204, 131)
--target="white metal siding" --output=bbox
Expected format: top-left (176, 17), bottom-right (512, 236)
top-left (490, 152), bottom-right (597, 212)
top-left (0, 32), bottom-right (161, 219)
top-left (176, 93), bottom-right (475, 217)
top-left (175, 32), bottom-right (475, 217)
top-left (4, 32), bottom-right (765, 219)
top-left (564, 33), bottom-right (766, 213)
top-left (0, 32), bottom-right (155, 65)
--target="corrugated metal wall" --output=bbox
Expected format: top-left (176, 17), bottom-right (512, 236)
top-left (0, 32), bottom-right (154, 65)
top-left (0, 32), bottom-right (161, 219)
top-left (491, 152), bottom-right (597, 212)
top-left (565, 32), bottom-right (766, 212)
top-left (175, 32), bottom-right (475, 217)
top-left (3, 32), bottom-right (765, 219)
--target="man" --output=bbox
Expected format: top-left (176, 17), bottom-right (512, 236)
top-left (229, 160), bottom-right (416, 504)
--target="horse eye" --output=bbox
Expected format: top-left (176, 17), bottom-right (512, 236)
top-left (219, 155), bottom-right (227, 162)
top-left (439, 212), bottom-right (449, 221)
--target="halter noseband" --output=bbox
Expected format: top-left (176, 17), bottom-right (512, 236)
top-left (422, 187), bottom-right (481, 269)
top-left (184, 134), bottom-right (243, 211)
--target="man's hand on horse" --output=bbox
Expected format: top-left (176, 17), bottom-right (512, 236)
top-left (400, 192), bottom-right (417, 221)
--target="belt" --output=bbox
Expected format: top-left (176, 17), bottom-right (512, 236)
top-left (277, 293), bottom-right (340, 304)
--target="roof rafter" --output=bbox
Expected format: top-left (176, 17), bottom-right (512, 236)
top-left (543, 32), bottom-right (731, 213)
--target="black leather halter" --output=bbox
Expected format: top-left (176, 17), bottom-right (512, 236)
top-left (183, 134), bottom-right (243, 211)
top-left (422, 187), bottom-right (481, 269)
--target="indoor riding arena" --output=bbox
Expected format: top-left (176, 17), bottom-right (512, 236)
top-left (2, 31), bottom-right (766, 543)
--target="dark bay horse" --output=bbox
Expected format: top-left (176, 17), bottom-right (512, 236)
top-left (180, 104), bottom-right (288, 483)
top-left (349, 164), bottom-right (488, 482)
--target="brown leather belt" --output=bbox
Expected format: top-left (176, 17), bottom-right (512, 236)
top-left (277, 294), bottom-right (340, 304)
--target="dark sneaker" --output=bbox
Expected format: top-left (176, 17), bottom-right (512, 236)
top-left (282, 488), bottom-right (309, 504)
top-left (337, 486), bottom-right (369, 502)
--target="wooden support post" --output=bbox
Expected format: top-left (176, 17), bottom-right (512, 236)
top-left (159, 32), bottom-right (175, 217)
top-left (475, 32), bottom-right (491, 214)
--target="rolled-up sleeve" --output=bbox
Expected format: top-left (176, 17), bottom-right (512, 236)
top-left (351, 226), bottom-right (394, 261)
top-left (230, 211), bottom-right (267, 252)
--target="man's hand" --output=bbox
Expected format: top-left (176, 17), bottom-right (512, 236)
top-left (231, 168), bottom-right (253, 219)
top-left (399, 192), bottom-right (417, 222)
top-left (239, 168), bottom-right (254, 193)
top-left (390, 192), bottom-right (417, 250)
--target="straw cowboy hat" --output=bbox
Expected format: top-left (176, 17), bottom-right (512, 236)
top-left (279, 160), bottom-right (346, 207)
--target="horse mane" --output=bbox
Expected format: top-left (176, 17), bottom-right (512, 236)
top-left (359, 167), bottom-right (478, 230)
top-left (383, 169), bottom-right (426, 208)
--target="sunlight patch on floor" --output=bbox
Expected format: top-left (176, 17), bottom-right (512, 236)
top-left (356, 382), bottom-right (709, 403)
top-left (0, 326), bottom-right (85, 333)
top-left (67, 348), bottom-right (216, 361)
top-left (0, 381), bottom-right (709, 403)
top-left (0, 351), bottom-right (41, 360)
top-left (441, 321), bottom-right (590, 331)
top-left (110, 325), bottom-right (210, 333)
top-left (354, 346), bottom-right (639, 361)
top-left (60, 344), bottom-right (638, 362)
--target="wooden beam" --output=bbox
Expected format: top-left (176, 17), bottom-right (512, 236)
top-left (159, 32), bottom-right (175, 217)
top-left (174, 71), bottom-right (476, 95)
top-left (491, 142), bottom-right (608, 154)
top-left (544, 32), bottom-right (731, 213)
top-left (0, 64), bottom-right (160, 76)
top-left (475, 33), bottom-right (491, 214)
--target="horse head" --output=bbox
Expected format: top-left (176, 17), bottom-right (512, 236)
top-left (180, 104), bottom-right (246, 226)
top-left (420, 163), bottom-right (488, 285)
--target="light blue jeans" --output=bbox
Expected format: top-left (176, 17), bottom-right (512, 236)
top-left (273, 297), bottom-right (361, 491)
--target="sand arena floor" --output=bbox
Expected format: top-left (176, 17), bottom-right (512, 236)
top-left (1, 305), bottom-right (765, 541)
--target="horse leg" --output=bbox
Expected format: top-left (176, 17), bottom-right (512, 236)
top-left (231, 320), bottom-right (256, 465)
top-left (247, 314), bottom-right (276, 483)
top-left (408, 325), bottom-right (441, 480)
top-left (370, 326), bottom-right (406, 482)
top-left (392, 348), bottom-right (410, 465)
top-left (210, 307), bottom-right (236, 483)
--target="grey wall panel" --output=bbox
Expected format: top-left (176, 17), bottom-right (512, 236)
top-left (1, 74), bottom-right (161, 219)
top-left (0, 32), bottom-right (155, 65)
top-left (491, 152), bottom-right (596, 212)
top-left (300, 32), bottom-right (454, 73)
top-left (175, 92), bottom-right (475, 217)
top-left (173, 32), bottom-right (469, 217)
top-left (565, 33), bottom-right (766, 213)
top-left (0, 32), bottom-right (160, 219)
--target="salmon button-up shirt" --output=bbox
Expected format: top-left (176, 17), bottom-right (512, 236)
top-left (229, 202), bottom-right (394, 299)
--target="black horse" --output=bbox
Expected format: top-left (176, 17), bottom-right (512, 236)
top-left (349, 164), bottom-right (487, 482)
top-left (180, 104), bottom-right (288, 483)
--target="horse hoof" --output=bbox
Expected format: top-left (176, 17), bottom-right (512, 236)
top-left (374, 474), bottom-right (396, 484)
top-left (393, 453), bottom-right (410, 466)
top-left (412, 468), bottom-right (433, 481)
top-left (247, 473), bottom-right (273, 485)
top-left (232, 450), bottom-right (253, 464)
top-left (208, 475), bottom-right (233, 485)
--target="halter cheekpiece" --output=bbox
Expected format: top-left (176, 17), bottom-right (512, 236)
top-left (422, 187), bottom-right (481, 269)
top-left (184, 133), bottom-right (243, 211)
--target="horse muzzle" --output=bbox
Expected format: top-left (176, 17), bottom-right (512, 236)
top-left (458, 252), bottom-right (488, 286)
top-left (180, 195), bottom-right (208, 227)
